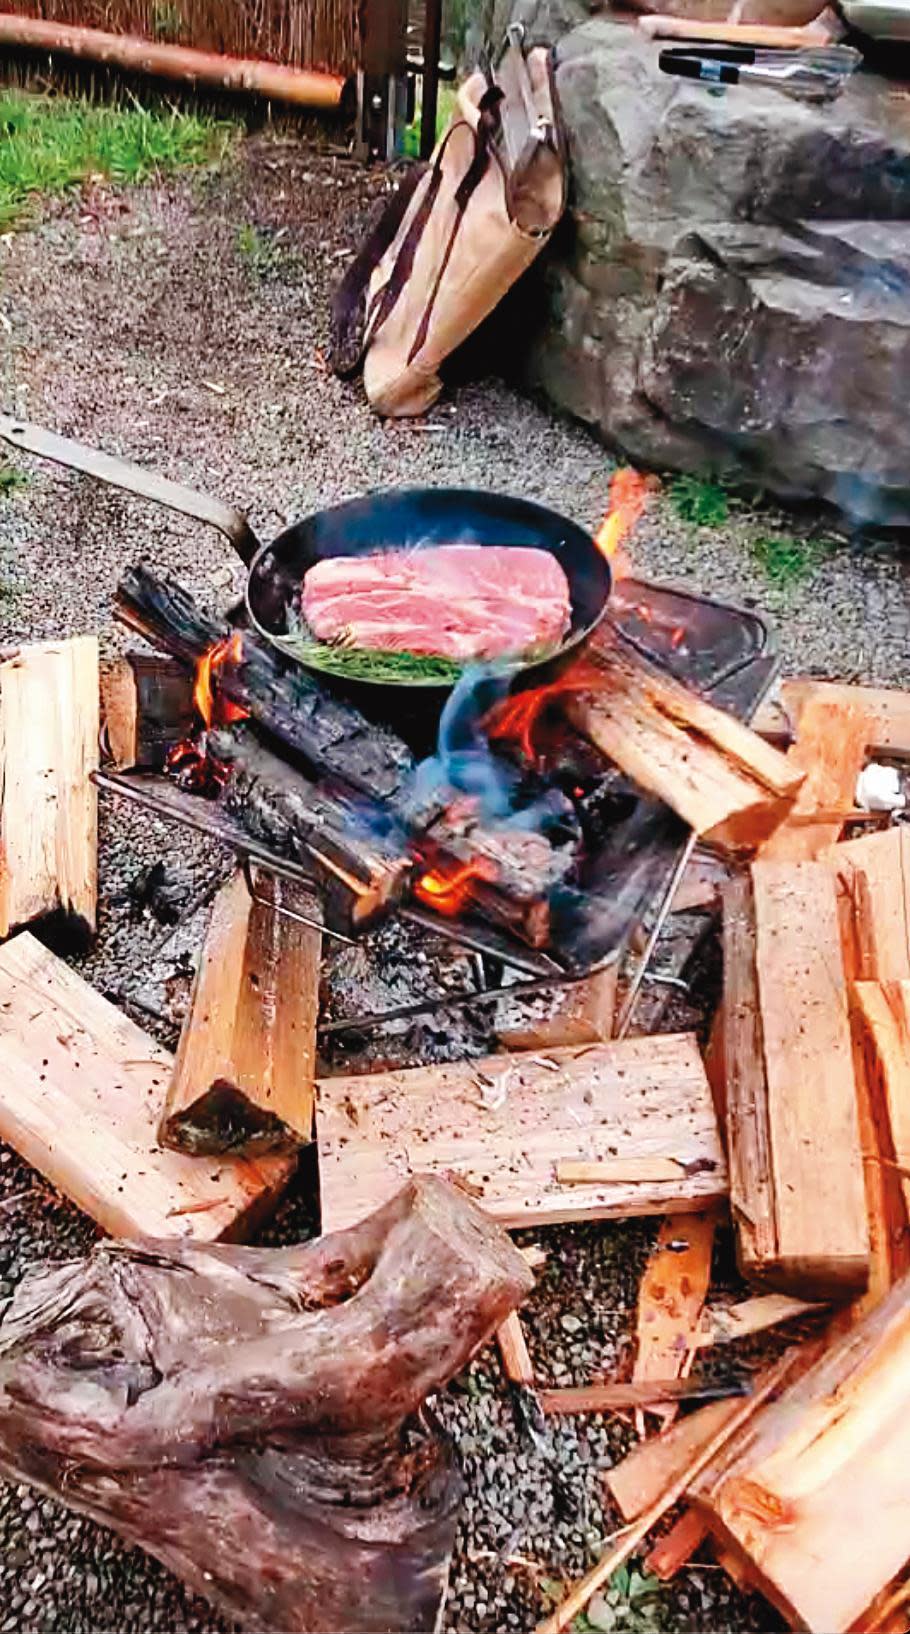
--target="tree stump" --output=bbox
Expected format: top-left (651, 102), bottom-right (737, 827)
top-left (0, 1176), bottom-right (532, 1632)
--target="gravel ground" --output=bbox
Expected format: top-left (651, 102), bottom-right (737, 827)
top-left (0, 119), bottom-right (906, 1634)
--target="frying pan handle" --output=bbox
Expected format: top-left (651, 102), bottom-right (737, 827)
top-left (0, 414), bottom-right (261, 564)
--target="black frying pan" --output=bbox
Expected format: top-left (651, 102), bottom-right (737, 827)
top-left (0, 415), bottom-right (611, 700)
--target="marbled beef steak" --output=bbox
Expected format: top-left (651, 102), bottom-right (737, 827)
top-left (301, 544), bottom-right (572, 661)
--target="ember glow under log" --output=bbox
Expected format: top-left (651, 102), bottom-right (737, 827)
top-left (0, 1176), bottom-right (532, 1633)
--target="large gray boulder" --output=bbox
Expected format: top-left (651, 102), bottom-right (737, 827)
top-left (522, 17), bottom-right (910, 525)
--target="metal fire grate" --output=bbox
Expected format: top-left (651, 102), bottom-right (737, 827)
top-left (97, 576), bottom-right (776, 1030)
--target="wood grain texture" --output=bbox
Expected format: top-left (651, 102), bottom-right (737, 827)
top-left (692, 1294), bottom-right (823, 1350)
top-left (316, 1035), bottom-right (727, 1234)
top-left (497, 964), bottom-right (617, 1049)
top-left (691, 1273), bottom-right (910, 1632)
top-left (751, 858), bottom-right (869, 1297)
top-left (0, 638), bottom-right (98, 940)
top-left (0, 932), bottom-right (293, 1240)
top-left (496, 1312), bottom-right (534, 1385)
top-left (160, 871), bottom-right (320, 1155)
top-left (721, 872), bottom-right (776, 1279)
top-left (101, 653), bottom-right (195, 771)
top-left (633, 1214), bottom-right (716, 1402)
top-left (645, 1509), bottom-right (709, 1580)
top-left (854, 982), bottom-right (910, 1217)
top-left (759, 693), bottom-right (869, 862)
top-left (564, 637), bottom-right (803, 853)
top-left (606, 1400), bottom-right (743, 1522)
top-left (831, 826), bottom-right (910, 984)
top-left (754, 681), bottom-right (910, 761)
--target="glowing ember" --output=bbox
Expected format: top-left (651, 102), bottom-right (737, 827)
top-left (165, 737), bottom-right (230, 798)
top-left (194, 632), bottom-right (248, 729)
top-left (595, 468), bottom-right (657, 570)
top-left (415, 859), bottom-right (497, 917)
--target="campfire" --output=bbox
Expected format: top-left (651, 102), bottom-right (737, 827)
top-left (0, 448), bottom-right (908, 1634)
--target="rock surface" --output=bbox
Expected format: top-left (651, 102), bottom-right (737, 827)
top-left (519, 11), bottom-right (910, 524)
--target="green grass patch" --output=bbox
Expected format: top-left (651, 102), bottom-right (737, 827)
top-left (668, 474), bottom-right (730, 529)
top-left (402, 82), bottom-right (459, 158)
top-left (0, 89), bottom-right (234, 230)
top-left (750, 532), bottom-right (825, 588)
top-left (0, 463), bottom-right (27, 497)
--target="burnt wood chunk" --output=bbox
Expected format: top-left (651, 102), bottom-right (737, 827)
top-left (210, 725), bottom-right (412, 931)
top-left (418, 804), bottom-right (577, 949)
top-left (115, 565), bottom-right (418, 807)
top-left (0, 1177), bottom-right (532, 1633)
top-left (159, 870), bottom-right (321, 1156)
top-left (101, 652), bottom-right (196, 770)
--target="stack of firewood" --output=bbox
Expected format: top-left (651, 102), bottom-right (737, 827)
top-left (0, 612), bottom-right (909, 1634)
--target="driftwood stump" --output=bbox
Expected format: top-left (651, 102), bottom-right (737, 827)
top-left (0, 1176), bottom-right (532, 1633)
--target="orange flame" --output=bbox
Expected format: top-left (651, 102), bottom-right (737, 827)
top-left (194, 632), bottom-right (249, 729)
top-left (595, 468), bottom-right (657, 573)
top-left (415, 859), bottom-right (497, 917)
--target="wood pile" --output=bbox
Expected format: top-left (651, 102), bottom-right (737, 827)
top-left (0, 621), bottom-right (908, 1634)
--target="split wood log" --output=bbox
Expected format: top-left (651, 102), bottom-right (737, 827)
top-left (316, 1034), bottom-right (727, 1233)
top-left (830, 828), bottom-right (910, 1317)
top-left (556, 1157), bottom-right (697, 1186)
top-left (0, 638), bottom-right (98, 943)
top-left (496, 1311), bottom-right (535, 1386)
top-left (606, 1400), bottom-right (743, 1522)
top-left (210, 725), bottom-right (412, 931)
top-left (417, 805), bottom-right (576, 950)
top-left (754, 680), bottom-right (910, 761)
top-left (535, 1350), bottom-right (803, 1634)
top-left (854, 982), bottom-right (910, 1217)
top-left (721, 861), bottom-right (870, 1298)
top-left (758, 692), bottom-right (869, 861)
top-left (159, 870), bottom-right (321, 1156)
top-left (690, 1271), bottom-right (910, 1632)
top-left (692, 1294), bottom-right (824, 1350)
top-left (101, 652), bottom-right (195, 770)
top-left (0, 1176), bottom-right (532, 1634)
top-left (539, 1378), bottom-right (745, 1416)
top-left (115, 565), bottom-right (419, 809)
top-left (497, 964), bottom-right (618, 1049)
top-left (645, 1509), bottom-right (710, 1581)
top-left (633, 1213), bottom-right (716, 1426)
top-left (563, 634), bottom-right (803, 853)
top-left (0, 932), bottom-right (293, 1239)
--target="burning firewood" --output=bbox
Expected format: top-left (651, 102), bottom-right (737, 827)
top-left (101, 652), bottom-right (196, 771)
top-left (115, 564), bottom-right (420, 809)
top-left (0, 1176), bottom-right (532, 1634)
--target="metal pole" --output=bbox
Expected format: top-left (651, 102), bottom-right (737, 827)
top-left (419, 0), bottom-right (443, 157)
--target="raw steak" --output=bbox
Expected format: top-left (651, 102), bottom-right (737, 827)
top-left (301, 545), bottom-right (572, 661)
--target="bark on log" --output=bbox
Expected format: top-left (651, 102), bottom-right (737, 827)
top-left (115, 566), bottom-right (419, 809)
top-left (0, 13), bottom-right (346, 108)
top-left (0, 1176), bottom-right (532, 1633)
top-left (101, 652), bottom-right (196, 770)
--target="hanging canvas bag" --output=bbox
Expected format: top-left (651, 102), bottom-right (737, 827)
top-left (331, 30), bottom-right (566, 417)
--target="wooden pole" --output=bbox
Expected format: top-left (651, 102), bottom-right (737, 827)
top-left (0, 13), bottom-right (346, 108)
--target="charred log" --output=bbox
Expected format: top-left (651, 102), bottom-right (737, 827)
top-left (210, 725), bottom-right (413, 931)
top-left (115, 566), bottom-right (420, 809)
top-left (0, 1176), bottom-right (532, 1633)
